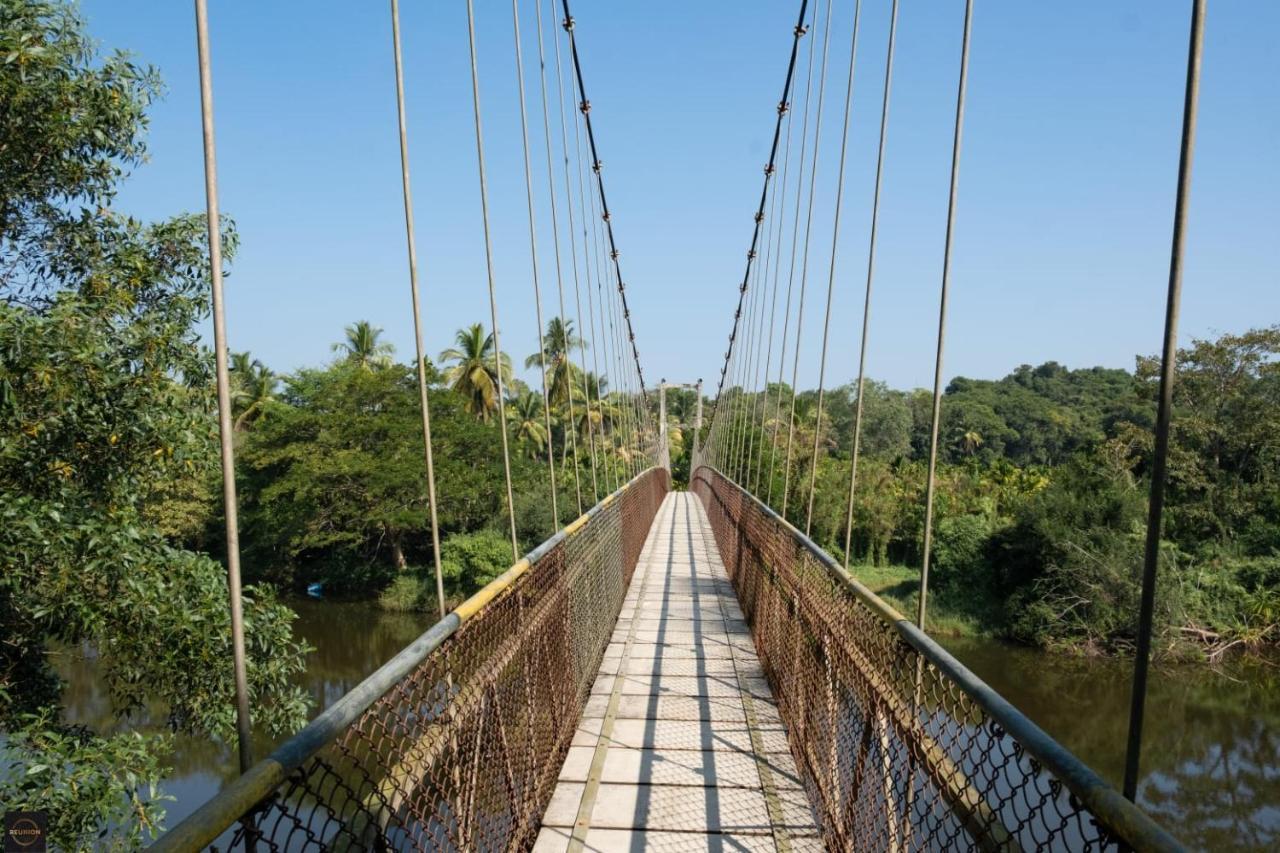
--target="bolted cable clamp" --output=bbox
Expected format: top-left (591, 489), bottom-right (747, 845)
top-left (754, 211), bottom-right (765, 224)
top-left (777, 100), bottom-right (790, 115)
top-left (795, 24), bottom-right (809, 37)
top-left (610, 249), bottom-right (619, 260)
top-left (562, 16), bottom-right (574, 32)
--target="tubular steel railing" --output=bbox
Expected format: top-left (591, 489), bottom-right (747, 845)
top-left (691, 465), bottom-right (1184, 853)
top-left (154, 467), bottom-right (670, 852)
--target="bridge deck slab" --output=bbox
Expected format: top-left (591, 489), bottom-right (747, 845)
top-left (537, 492), bottom-right (819, 852)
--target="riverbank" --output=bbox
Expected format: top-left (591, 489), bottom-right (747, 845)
top-left (852, 561), bottom-right (1280, 663)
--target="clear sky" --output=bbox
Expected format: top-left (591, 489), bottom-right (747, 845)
top-left (82, 1), bottom-right (1278, 395)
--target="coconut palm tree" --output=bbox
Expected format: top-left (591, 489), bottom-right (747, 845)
top-left (229, 351), bottom-right (278, 430)
top-left (439, 323), bottom-right (514, 421)
top-left (526, 318), bottom-right (584, 405)
top-left (332, 320), bottom-right (395, 370)
top-left (506, 390), bottom-right (551, 457)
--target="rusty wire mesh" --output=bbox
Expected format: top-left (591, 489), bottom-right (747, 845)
top-left (176, 468), bottom-right (669, 852)
top-left (691, 466), bottom-right (1182, 853)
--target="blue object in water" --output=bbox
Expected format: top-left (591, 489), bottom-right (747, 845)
top-left (306, 582), bottom-right (324, 599)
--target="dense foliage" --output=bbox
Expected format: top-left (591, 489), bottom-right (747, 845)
top-left (0, 2), bottom-right (309, 846)
top-left (724, 334), bottom-right (1280, 658)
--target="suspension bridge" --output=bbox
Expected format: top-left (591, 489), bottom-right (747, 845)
top-left (153, 0), bottom-right (1206, 849)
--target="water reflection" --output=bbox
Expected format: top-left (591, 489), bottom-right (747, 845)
top-left (943, 636), bottom-right (1280, 851)
top-left (56, 599), bottom-right (431, 830)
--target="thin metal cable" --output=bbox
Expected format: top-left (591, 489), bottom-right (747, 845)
top-left (743, 205), bottom-right (773, 485)
top-left (581, 236), bottom-right (611, 493)
top-left (464, 0), bottom-right (519, 558)
top-left (558, 14), bottom-right (601, 499)
top-left (752, 98), bottom-right (796, 496)
top-left (534, 0), bottom-right (583, 515)
top-left (1123, 0), bottom-right (1205, 803)
top-left (561, 0), bottom-right (651, 405)
top-left (390, 0), bottom-right (447, 617)
top-left (842, 0), bottom-right (898, 569)
top-left (781, 0), bottom-right (834, 520)
top-left (511, 0), bottom-right (559, 530)
top-left (593, 181), bottom-right (631, 482)
top-left (918, 0), bottom-right (974, 627)
top-left (768, 0), bottom-right (820, 505)
top-left (581, 135), bottom-right (619, 490)
top-left (708, 0), bottom-right (811, 428)
top-left (802, 0), bottom-right (862, 538)
top-left (732, 255), bottom-right (762, 482)
top-left (606, 272), bottom-right (637, 480)
top-left (741, 232), bottom-right (769, 483)
top-left (555, 7), bottom-right (601, 502)
top-left (193, 0), bottom-right (252, 774)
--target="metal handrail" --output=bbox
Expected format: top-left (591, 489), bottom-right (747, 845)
top-left (152, 467), bottom-right (662, 852)
top-left (693, 465), bottom-right (1185, 853)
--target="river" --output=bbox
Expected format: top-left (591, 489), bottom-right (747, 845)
top-left (55, 600), bottom-right (1277, 849)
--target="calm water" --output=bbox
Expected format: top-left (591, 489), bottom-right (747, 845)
top-left (941, 636), bottom-right (1280, 852)
top-left (56, 599), bottom-right (432, 832)
top-left (56, 602), bottom-right (1278, 849)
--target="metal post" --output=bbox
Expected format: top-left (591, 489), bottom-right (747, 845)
top-left (692, 379), bottom-right (703, 470)
top-left (193, 0), bottom-right (253, 774)
top-left (659, 380), bottom-right (668, 439)
top-left (1123, 0), bottom-right (1205, 803)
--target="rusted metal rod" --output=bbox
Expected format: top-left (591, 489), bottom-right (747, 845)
top-left (193, 0), bottom-right (253, 775)
top-left (1123, 0), bottom-right (1206, 804)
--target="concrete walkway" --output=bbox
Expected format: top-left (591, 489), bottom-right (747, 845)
top-left (536, 492), bottom-right (821, 852)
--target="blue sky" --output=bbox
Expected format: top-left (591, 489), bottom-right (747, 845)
top-left (82, 1), bottom-right (1278, 394)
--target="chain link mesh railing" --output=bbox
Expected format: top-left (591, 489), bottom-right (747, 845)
top-left (691, 465), bottom-right (1183, 853)
top-left (154, 467), bottom-right (669, 852)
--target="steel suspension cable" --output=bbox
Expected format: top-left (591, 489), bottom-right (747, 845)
top-left (752, 96), bottom-right (797, 496)
top-left (743, 191), bottom-right (776, 485)
top-left (560, 14), bottom-right (606, 498)
top-left (560, 0), bottom-right (651, 409)
top-left (917, 0), bottom-right (974, 627)
top-left (732, 253), bottom-right (763, 482)
top-left (533, 0), bottom-right (583, 516)
top-left (193, 0), bottom-right (252, 774)
top-left (768, 0), bottom-right (821, 505)
top-left (510, 0), bottom-right (560, 530)
top-left (708, 0), bottom-right (811, 434)
top-left (742, 225), bottom-right (772, 484)
top-left (389, 0), bottom-right (448, 618)
top-left (802, 0), bottom-right (863, 538)
top-left (581, 143), bottom-right (619, 489)
top-left (463, 0), bottom-right (520, 558)
top-left (1123, 0), bottom-right (1205, 804)
top-left (842, 0), bottom-right (899, 569)
top-left (781, 0), bottom-right (834, 520)
top-left (591, 173), bottom-right (630, 483)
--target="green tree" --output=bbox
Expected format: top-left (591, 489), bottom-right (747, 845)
top-left (507, 389), bottom-right (550, 457)
top-left (230, 351), bottom-right (278, 430)
top-left (331, 320), bottom-right (394, 370)
top-left (440, 323), bottom-right (514, 421)
top-left (1, 3), bottom-right (310, 845)
top-left (526, 317), bottom-right (584, 406)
